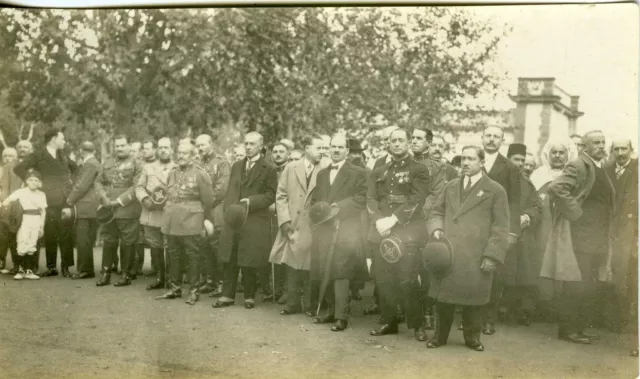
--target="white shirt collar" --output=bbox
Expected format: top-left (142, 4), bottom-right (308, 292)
top-left (616, 159), bottom-right (631, 170)
top-left (330, 159), bottom-right (346, 170)
top-left (585, 153), bottom-right (602, 168)
top-left (483, 150), bottom-right (499, 171)
top-left (247, 154), bottom-right (261, 163)
top-left (465, 171), bottom-right (483, 187)
top-left (46, 146), bottom-right (58, 159)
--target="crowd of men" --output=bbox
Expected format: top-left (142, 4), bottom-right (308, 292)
top-left (0, 126), bottom-right (636, 355)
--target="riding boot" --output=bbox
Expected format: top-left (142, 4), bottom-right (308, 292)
top-left (114, 244), bottom-right (134, 286)
top-left (134, 243), bottom-right (145, 277)
top-left (146, 248), bottom-right (165, 290)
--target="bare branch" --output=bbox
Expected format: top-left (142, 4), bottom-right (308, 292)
top-left (26, 123), bottom-right (35, 141)
top-left (0, 130), bottom-right (7, 149)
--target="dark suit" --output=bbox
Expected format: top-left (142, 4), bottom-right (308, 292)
top-left (549, 153), bottom-right (615, 335)
top-left (14, 149), bottom-right (77, 270)
top-left (66, 156), bottom-right (101, 274)
top-left (427, 174), bottom-right (509, 345)
top-left (605, 158), bottom-right (638, 333)
top-left (0, 161), bottom-right (22, 270)
top-left (484, 153), bottom-right (521, 325)
top-left (219, 155), bottom-right (277, 300)
top-left (311, 161), bottom-right (367, 320)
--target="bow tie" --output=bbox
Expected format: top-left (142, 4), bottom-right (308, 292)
top-left (330, 164), bottom-right (340, 170)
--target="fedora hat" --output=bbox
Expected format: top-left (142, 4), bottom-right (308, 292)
top-left (224, 202), bottom-right (249, 230)
top-left (309, 201), bottom-right (339, 226)
top-left (96, 205), bottom-right (115, 225)
top-left (421, 236), bottom-right (454, 277)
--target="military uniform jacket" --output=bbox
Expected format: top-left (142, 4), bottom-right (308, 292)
top-left (94, 155), bottom-right (143, 219)
top-left (161, 162), bottom-right (214, 236)
top-left (199, 152), bottom-right (231, 229)
top-left (413, 153), bottom-right (446, 219)
top-left (367, 155), bottom-right (430, 245)
top-left (135, 159), bottom-right (176, 228)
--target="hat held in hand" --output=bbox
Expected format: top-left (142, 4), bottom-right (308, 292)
top-left (309, 201), bottom-right (339, 226)
top-left (96, 205), bottom-right (115, 225)
top-left (421, 236), bottom-right (454, 278)
top-left (224, 201), bottom-right (249, 230)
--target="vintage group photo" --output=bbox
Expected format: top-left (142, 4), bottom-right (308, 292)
top-left (0, 4), bottom-right (637, 379)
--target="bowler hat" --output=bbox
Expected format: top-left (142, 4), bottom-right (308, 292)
top-left (309, 201), bottom-right (340, 226)
top-left (96, 205), bottom-right (115, 225)
top-left (224, 202), bottom-right (249, 230)
top-left (421, 237), bottom-right (454, 277)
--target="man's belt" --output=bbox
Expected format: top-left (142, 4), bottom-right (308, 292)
top-left (22, 209), bottom-right (41, 215)
top-left (387, 195), bottom-right (407, 204)
top-left (167, 199), bottom-right (202, 206)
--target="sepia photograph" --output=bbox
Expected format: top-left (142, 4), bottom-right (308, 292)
top-left (0, 3), bottom-right (637, 378)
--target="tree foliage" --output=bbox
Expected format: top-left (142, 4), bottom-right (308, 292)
top-left (0, 7), bottom-right (508, 154)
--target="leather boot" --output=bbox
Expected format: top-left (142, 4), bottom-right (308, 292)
top-left (114, 244), bottom-right (134, 286)
top-left (425, 315), bottom-right (436, 330)
top-left (96, 269), bottom-right (111, 286)
top-left (186, 287), bottom-right (199, 305)
top-left (146, 248), bottom-right (165, 290)
top-left (156, 281), bottom-right (182, 300)
top-left (134, 243), bottom-right (144, 277)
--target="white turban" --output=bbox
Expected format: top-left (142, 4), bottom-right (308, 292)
top-left (530, 138), bottom-right (579, 190)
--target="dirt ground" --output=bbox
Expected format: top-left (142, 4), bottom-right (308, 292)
top-left (0, 248), bottom-right (637, 379)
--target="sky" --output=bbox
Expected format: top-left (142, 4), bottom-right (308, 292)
top-left (470, 3), bottom-right (638, 144)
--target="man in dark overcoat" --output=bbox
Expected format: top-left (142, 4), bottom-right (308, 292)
top-left (502, 143), bottom-right (541, 326)
top-left (605, 138), bottom-right (638, 356)
top-left (310, 134), bottom-right (367, 332)
top-left (427, 145), bottom-right (510, 352)
top-left (480, 125), bottom-right (521, 334)
top-left (368, 128), bottom-right (430, 342)
top-left (213, 132), bottom-right (277, 309)
top-left (545, 130), bottom-right (615, 344)
top-left (14, 128), bottom-right (77, 277)
top-left (65, 141), bottom-right (101, 279)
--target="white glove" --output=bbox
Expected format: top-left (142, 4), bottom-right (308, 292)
top-left (204, 220), bottom-right (214, 236)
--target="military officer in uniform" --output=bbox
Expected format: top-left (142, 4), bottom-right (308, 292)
top-left (157, 142), bottom-right (214, 305)
top-left (368, 128), bottom-right (430, 342)
top-left (95, 135), bottom-right (143, 287)
top-left (136, 137), bottom-right (175, 290)
top-left (195, 134), bottom-right (231, 296)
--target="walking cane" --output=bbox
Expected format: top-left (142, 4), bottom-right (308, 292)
top-left (317, 219), bottom-right (340, 316)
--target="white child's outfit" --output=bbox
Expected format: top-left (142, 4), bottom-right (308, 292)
top-left (5, 187), bottom-right (47, 255)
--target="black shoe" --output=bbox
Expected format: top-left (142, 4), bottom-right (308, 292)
top-left (39, 268), bottom-right (58, 277)
top-left (331, 319), bottom-right (348, 332)
top-left (72, 272), bottom-right (95, 279)
top-left (61, 266), bottom-right (71, 278)
top-left (580, 330), bottom-right (600, 341)
top-left (424, 315), bottom-right (435, 330)
top-left (482, 323), bottom-right (496, 335)
top-left (114, 277), bottom-right (132, 287)
top-left (197, 282), bottom-right (216, 294)
top-left (313, 315), bottom-right (336, 324)
top-left (244, 300), bottom-right (255, 309)
top-left (465, 340), bottom-right (485, 352)
top-left (185, 291), bottom-right (199, 305)
top-left (370, 323), bottom-right (399, 336)
top-left (212, 299), bottom-right (235, 308)
top-left (363, 304), bottom-right (380, 316)
top-left (414, 327), bottom-right (427, 342)
top-left (304, 310), bottom-right (316, 317)
top-left (146, 280), bottom-right (165, 290)
top-left (426, 339), bottom-right (446, 348)
top-left (558, 332), bottom-right (591, 344)
top-left (156, 289), bottom-right (182, 300)
top-left (280, 307), bottom-right (300, 315)
top-left (96, 273), bottom-right (111, 286)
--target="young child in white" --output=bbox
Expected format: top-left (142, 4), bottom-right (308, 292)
top-left (1, 169), bottom-right (47, 280)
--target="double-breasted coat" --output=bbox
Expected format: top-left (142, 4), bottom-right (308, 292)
top-left (605, 158), bottom-right (638, 296)
top-left (135, 160), bottom-right (176, 228)
top-left (486, 153), bottom-right (522, 237)
top-left (220, 155), bottom-right (277, 268)
top-left (427, 174), bottom-right (510, 306)
top-left (269, 159), bottom-right (318, 271)
top-left (310, 161), bottom-right (367, 281)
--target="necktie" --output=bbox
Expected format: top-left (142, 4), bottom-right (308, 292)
top-left (616, 165), bottom-right (626, 179)
top-left (464, 177), bottom-right (471, 190)
top-left (330, 164), bottom-right (339, 170)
